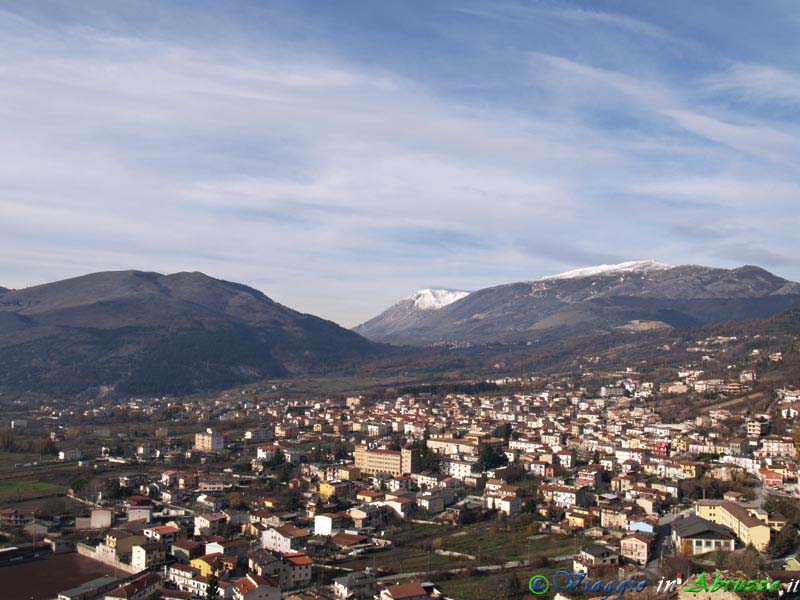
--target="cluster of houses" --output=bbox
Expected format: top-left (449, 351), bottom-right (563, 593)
top-left (5, 342), bottom-right (799, 600)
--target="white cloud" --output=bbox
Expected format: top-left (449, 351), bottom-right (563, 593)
top-left (0, 7), bottom-right (798, 325)
top-left (704, 62), bottom-right (800, 106)
top-left (665, 109), bottom-right (800, 169)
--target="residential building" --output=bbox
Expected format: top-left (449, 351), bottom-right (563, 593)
top-left (195, 429), bottom-right (224, 452)
top-left (354, 445), bottom-right (419, 476)
top-left (262, 524), bottom-right (309, 554)
top-left (380, 582), bottom-right (429, 600)
top-left (670, 515), bottom-right (736, 555)
top-left (620, 534), bottom-right (651, 565)
top-left (334, 571), bottom-right (378, 600)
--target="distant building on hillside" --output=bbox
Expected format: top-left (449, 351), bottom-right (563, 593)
top-left (195, 429), bottom-right (224, 452)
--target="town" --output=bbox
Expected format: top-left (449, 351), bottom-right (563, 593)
top-left (1, 331), bottom-right (799, 600)
top-left (3, 0), bottom-right (800, 598)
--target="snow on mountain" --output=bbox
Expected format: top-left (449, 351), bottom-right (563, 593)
top-left (357, 263), bottom-right (800, 345)
top-left (405, 288), bottom-right (470, 310)
top-left (352, 288), bottom-right (470, 339)
top-left (537, 260), bottom-right (673, 281)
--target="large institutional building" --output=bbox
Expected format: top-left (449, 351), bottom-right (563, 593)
top-left (694, 498), bottom-right (781, 551)
top-left (354, 445), bottom-right (419, 477)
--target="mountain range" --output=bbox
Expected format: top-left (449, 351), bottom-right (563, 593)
top-left (0, 270), bottom-right (376, 395)
top-left (354, 261), bottom-right (800, 345)
top-left (1, 261), bottom-right (799, 396)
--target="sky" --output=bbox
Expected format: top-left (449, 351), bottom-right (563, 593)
top-left (1, 1), bottom-right (799, 326)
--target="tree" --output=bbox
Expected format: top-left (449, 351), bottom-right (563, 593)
top-left (412, 438), bottom-right (441, 473)
top-left (768, 524), bottom-right (798, 558)
top-left (275, 461), bottom-right (294, 483)
top-left (107, 478), bottom-right (126, 500)
top-left (332, 439), bottom-right (351, 460)
top-left (266, 449), bottom-right (286, 469)
top-left (207, 573), bottom-right (219, 600)
top-left (492, 423), bottom-right (512, 444)
top-left (724, 546), bottom-right (762, 579)
top-left (226, 491), bottom-right (245, 509)
top-left (474, 444), bottom-right (508, 473)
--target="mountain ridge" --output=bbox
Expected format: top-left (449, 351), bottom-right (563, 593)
top-left (355, 262), bottom-right (800, 345)
top-left (0, 270), bottom-right (379, 396)
top-left (531, 259), bottom-right (672, 281)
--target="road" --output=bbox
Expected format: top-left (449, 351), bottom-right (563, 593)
top-left (644, 507), bottom-right (694, 573)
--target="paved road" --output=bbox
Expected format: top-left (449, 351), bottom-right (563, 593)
top-left (658, 507), bottom-right (693, 526)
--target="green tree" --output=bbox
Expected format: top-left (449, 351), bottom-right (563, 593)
top-left (275, 461), bottom-right (294, 483)
top-left (474, 444), bottom-right (508, 472)
top-left (207, 573), bottom-right (219, 600)
top-left (768, 524), bottom-right (798, 558)
top-left (492, 423), bottom-right (512, 444)
top-left (412, 436), bottom-right (441, 473)
top-left (267, 449), bottom-right (286, 469)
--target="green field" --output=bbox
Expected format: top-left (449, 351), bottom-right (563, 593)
top-left (338, 516), bottom-right (584, 576)
top-left (0, 451), bottom-right (43, 470)
top-left (0, 479), bottom-right (65, 503)
top-left (437, 519), bottom-right (584, 564)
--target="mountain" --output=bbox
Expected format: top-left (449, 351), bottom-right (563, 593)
top-left (0, 270), bottom-right (378, 395)
top-left (353, 288), bottom-right (469, 341)
top-left (0, 286), bottom-right (8, 294)
top-left (355, 261), bottom-right (800, 345)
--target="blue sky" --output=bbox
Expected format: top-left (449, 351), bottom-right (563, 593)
top-left (1, 1), bottom-right (799, 325)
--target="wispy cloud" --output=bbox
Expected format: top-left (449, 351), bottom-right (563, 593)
top-left (0, 2), bottom-right (799, 325)
top-left (704, 63), bottom-right (800, 106)
top-left (665, 110), bottom-right (800, 169)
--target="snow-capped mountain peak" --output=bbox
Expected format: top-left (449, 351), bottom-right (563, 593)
top-left (538, 260), bottom-right (673, 281)
top-left (405, 288), bottom-right (470, 310)
top-left (356, 263), bottom-right (800, 345)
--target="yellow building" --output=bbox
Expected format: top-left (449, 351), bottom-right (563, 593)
top-left (191, 553), bottom-right (236, 577)
top-left (353, 445), bottom-right (418, 476)
top-left (694, 500), bottom-right (773, 552)
top-left (318, 480), bottom-right (349, 500)
top-left (356, 490), bottom-right (384, 503)
top-left (338, 466), bottom-right (361, 481)
top-left (104, 530), bottom-right (148, 556)
top-left (566, 506), bottom-right (592, 529)
top-left (671, 437), bottom-right (690, 452)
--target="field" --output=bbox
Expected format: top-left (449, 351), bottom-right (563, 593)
top-left (0, 451), bottom-right (44, 469)
top-left (9, 494), bottom-right (87, 515)
top-left (433, 563), bottom-right (569, 600)
top-left (0, 479), bottom-right (65, 503)
top-left (338, 516), bottom-right (585, 577)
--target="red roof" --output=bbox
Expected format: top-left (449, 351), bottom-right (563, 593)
top-left (284, 552), bottom-right (314, 565)
top-left (330, 532), bottom-right (367, 547)
top-left (275, 524), bottom-right (309, 538)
